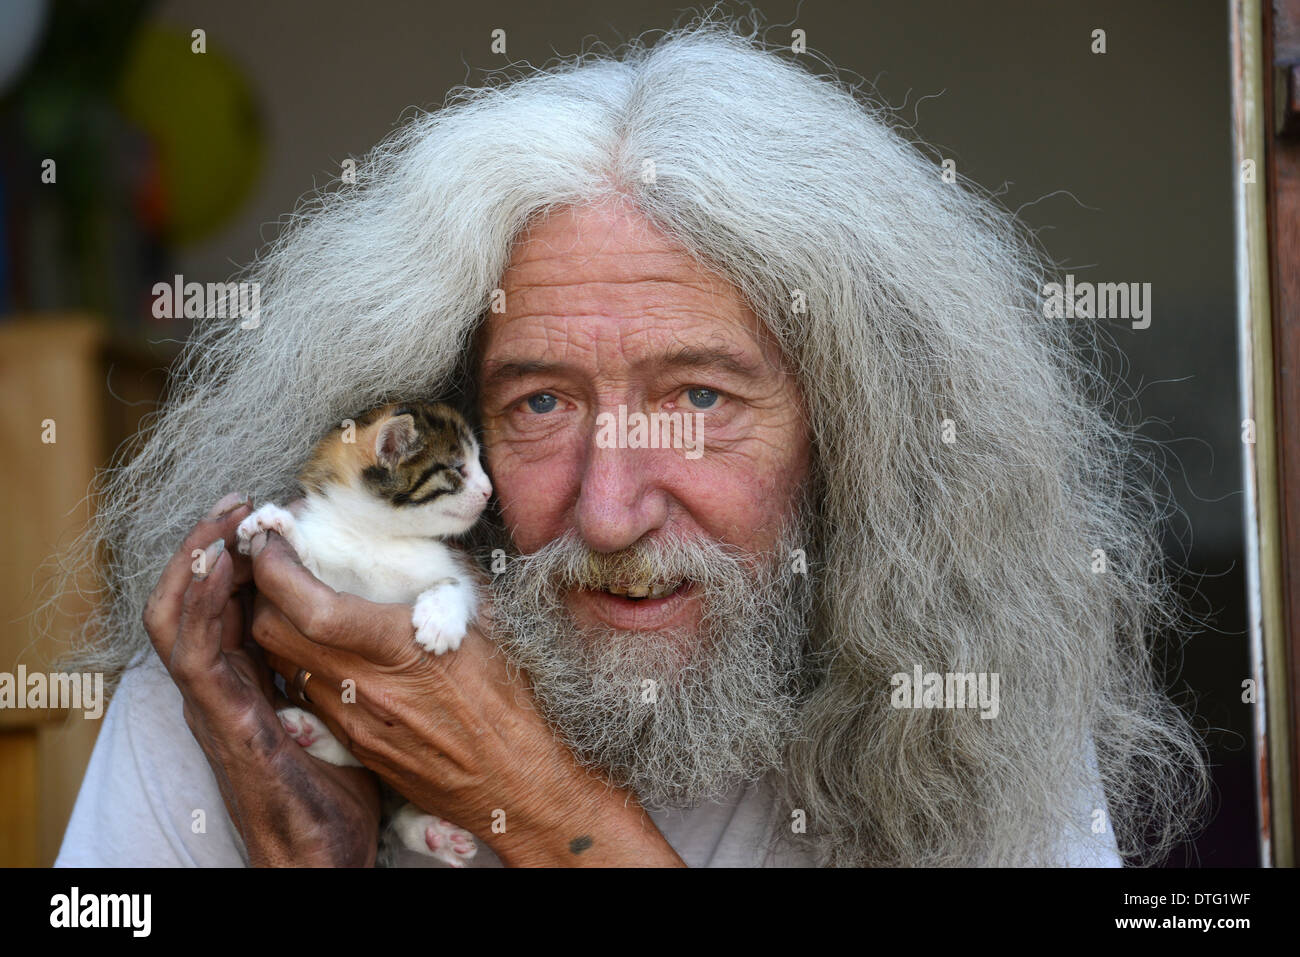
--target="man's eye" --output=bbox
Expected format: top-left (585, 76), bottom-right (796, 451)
top-left (525, 393), bottom-right (559, 413)
top-left (684, 388), bottom-right (720, 409)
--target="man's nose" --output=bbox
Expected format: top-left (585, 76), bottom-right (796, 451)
top-left (574, 442), bottom-right (669, 552)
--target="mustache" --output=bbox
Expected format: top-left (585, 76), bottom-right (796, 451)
top-left (505, 529), bottom-right (755, 592)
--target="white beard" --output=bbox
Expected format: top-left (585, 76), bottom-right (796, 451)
top-left (486, 517), bottom-right (815, 808)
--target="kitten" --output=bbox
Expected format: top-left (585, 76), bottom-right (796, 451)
top-left (236, 400), bottom-right (492, 867)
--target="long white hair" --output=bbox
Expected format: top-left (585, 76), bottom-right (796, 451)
top-left (53, 8), bottom-right (1208, 866)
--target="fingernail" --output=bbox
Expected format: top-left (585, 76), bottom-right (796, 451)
top-left (194, 537), bottom-right (226, 581)
top-left (206, 492), bottom-right (251, 520)
top-left (249, 530), bottom-right (268, 558)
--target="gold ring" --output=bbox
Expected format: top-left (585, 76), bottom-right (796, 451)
top-left (293, 668), bottom-right (313, 705)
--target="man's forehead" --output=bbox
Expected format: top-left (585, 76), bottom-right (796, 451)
top-left (499, 202), bottom-right (743, 302)
top-left (480, 202), bottom-right (777, 370)
top-left (477, 286), bottom-right (776, 379)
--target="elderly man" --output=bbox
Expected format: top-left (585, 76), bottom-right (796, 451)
top-left (55, 20), bottom-right (1206, 867)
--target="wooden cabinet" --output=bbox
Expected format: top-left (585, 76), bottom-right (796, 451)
top-left (0, 315), bottom-right (167, 865)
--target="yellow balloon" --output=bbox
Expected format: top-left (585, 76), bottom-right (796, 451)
top-left (118, 27), bottom-right (263, 244)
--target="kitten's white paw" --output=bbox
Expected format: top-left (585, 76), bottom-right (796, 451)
top-left (276, 707), bottom-right (362, 767)
top-left (411, 589), bottom-right (469, 655)
top-left (423, 818), bottom-right (478, 868)
top-left (391, 804), bottom-right (477, 867)
top-left (236, 503), bottom-right (297, 556)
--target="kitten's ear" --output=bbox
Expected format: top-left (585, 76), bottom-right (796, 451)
top-left (375, 414), bottom-right (420, 468)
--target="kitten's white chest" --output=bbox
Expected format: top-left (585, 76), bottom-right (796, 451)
top-left (235, 498), bottom-right (479, 655)
top-left (298, 516), bottom-right (468, 604)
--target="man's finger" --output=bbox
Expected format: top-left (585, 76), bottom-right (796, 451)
top-left (259, 647), bottom-right (360, 755)
top-left (171, 545), bottom-right (259, 716)
top-left (251, 593), bottom-right (340, 675)
top-left (249, 531), bottom-right (411, 665)
top-left (261, 648), bottom-right (296, 687)
top-left (220, 582), bottom-right (246, 654)
top-left (143, 493), bottom-right (253, 660)
top-left (262, 648), bottom-right (336, 711)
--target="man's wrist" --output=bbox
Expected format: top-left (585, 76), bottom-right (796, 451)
top-left (487, 768), bottom-right (685, 867)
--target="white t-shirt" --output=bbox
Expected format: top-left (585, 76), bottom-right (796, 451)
top-left (54, 655), bottom-right (1120, 867)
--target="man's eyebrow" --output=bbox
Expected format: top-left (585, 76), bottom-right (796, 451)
top-left (480, 358), bottom-right (565, 386)
top-left (655, 345), bottom-right (763, 378)
top-left (480, 345), bottom-right (764, 387)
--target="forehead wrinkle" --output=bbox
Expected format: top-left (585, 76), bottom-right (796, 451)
top-left (505, 290), bottom-right (727, 325)
top-left (489, 286), bottom-right (759, 347)
top-left (503, 239), bottom-right (741, 293)
top-left (482, 294), bottom-right (781, 388)
top-left (482, 338), bottom-right (769, 391)
top-left (498, 274), bottom-right (758, 341)
top-left (501, 275), bottom-right (746, 322)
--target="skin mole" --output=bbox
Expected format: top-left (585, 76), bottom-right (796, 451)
top-left (569, 835), bottom-right (594, 854)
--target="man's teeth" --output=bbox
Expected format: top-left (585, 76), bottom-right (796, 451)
top-left (604, 582), bottom-right (678, 599)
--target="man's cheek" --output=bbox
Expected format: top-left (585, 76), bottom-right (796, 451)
top-left (706, 468), bottom-right (802, 547)
top-left (681, 441), bottom-right (797, 503)
top-left (485, 419), bottom-right (582, 466)
top-left (491, 443), bottom-right (585, 548)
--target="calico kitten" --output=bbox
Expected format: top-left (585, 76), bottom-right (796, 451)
top-left (235, 400), bottom-right (492, 867)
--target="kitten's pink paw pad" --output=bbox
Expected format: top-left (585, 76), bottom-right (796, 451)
top-left (277, 708), bottom-right (319, 748)
top-left (423, 818), bottom-right (477, 867)
top-left (236, 504), bottom-right (295, 555)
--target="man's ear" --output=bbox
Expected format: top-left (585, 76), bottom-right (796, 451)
top-left (375, 414), bottom-right (420, 468)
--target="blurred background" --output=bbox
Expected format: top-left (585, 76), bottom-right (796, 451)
top-left (0, 0), bottom-right (1250, 866)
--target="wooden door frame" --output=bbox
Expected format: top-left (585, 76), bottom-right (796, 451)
top-left (1264, 0), bottom-right (1300, 867)
top-left (1241, 0), bottom-right (1300, 867)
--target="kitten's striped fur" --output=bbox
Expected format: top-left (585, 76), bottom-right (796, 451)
top-left (301, 401), bottom-right (481, 507)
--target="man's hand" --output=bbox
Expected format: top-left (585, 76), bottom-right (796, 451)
top-left (142, 493), bottom-right (382, 866)
top-left (246, 528), bottom-right (685, 867)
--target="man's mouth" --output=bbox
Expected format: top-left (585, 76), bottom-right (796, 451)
top-left (600, 579), bottom-right (687, 600)
top-left (569, 580), bottom-right (699, 632)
